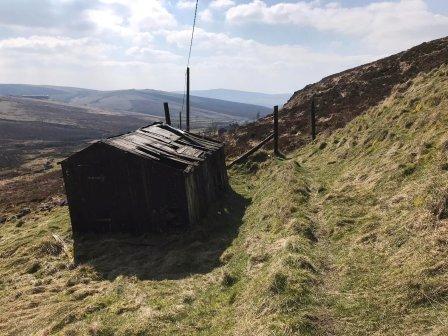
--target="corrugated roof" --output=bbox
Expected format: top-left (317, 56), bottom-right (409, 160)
top-left (101, 122), bottom-right (223, 170)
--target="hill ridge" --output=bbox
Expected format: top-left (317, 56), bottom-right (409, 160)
top-left (0, 84), bottom-right (271, 125)
top-left (223, 36), bottom-right (448, 157)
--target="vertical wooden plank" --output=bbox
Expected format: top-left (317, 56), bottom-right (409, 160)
top-left (186, 67), bottom-right (190, 132)
top-left (310, 95), bottom-right (316, 140)
top-left (273, 105), bottom-right (279, 155)
top-left (163, 102), bottom-right (171, 125)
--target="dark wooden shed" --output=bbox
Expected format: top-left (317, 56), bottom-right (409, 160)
top-left (61, 122), bottom-right (228, 234)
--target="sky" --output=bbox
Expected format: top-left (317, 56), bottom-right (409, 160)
top-left (0, 0), bottom-right (447, 93)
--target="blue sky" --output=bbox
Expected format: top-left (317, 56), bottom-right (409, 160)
top-left (0, 0), bottom-right (447, 93)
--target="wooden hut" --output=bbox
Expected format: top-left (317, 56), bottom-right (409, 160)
top-left (61, 122), bottom-right (228, 234)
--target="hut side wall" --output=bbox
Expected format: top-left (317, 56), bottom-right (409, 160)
top-left (62, 143), bottom-right (189, 234)
top-left (185, 146), bottom-right (229, 224)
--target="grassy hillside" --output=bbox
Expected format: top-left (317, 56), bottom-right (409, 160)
top-left (222, 36), bottom-right (448, 157)
top-left (296, 64), bottom-right (448, 335)
top-left (2, 66), bottom-right (448, 335)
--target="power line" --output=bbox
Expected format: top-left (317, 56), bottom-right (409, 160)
top-left (180, 0), bottom-right (199, 128)
top-left (187, 0), bottom-right (199, 68)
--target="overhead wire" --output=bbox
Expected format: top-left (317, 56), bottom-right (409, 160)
top-left (180, 0), bottom-right (199, 129)
top-left (187, 0), bottom-right (199, 68)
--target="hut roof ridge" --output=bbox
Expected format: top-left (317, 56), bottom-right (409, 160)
top-left (102, 122), bottom-right (222, 169)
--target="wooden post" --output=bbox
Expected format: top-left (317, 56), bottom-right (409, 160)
top-left (273, 105), bottom-right (279, 156)
top-left (186, 67), bottom-right (190, 132)
top-left (163, 102), bottom-right (171, 125)
top-left (179, 111), bottom-right (182, 129)
top-left (310, 95), bottom-right (316, 140)
top-left (227, 133), bottom-right (274, 168)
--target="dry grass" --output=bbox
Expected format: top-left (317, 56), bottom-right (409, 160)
top-left (2, 65), bottom-right (448, 335)
top-left (297, 65), bottom-right (448, 335)
top-left (0, 157), bottom-right (318, 335)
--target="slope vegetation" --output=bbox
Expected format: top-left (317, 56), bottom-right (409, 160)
top-left (223, 36), bottom-right (448, 157)
top-left (296, 64), bottom-right (448, 335)
top-left (1, 66), bottom-right (448, 335)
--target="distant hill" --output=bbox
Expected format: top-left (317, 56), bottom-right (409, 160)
top-left (179, 89), bottom-right (291, 108)
top-left (0, 85), bottom-right (271, 128)
top-left (0, 84), bottom-right (90, 98)
top-left (0, 95), bottom-right (154, 178)
top-left (0, 85), bottom-right (271, 177)
top-left (0, 95), bottom-right (151, 137)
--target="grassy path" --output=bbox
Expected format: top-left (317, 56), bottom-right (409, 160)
top-left (289, 66), bottom-right (448, 335)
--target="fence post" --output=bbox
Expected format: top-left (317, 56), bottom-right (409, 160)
top-left (310, 95), bottom-right (316, 140)
top-left (273, 105), bottom-right (279, 156)
top-left (163, 102), bottom-right (171, 125)
top-left (186, 67), bottom-right (190, 132)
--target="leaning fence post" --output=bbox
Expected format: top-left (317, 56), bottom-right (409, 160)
top-left (310, 95), bottom-right (316, 140)
top-left (163, 102), bottom-right (171, 125)
top-left (273, 105), bottom-right (279, 156)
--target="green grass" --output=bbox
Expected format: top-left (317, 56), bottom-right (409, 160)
top-left (0, 155), bottom-right (321, 335)
top-left (2, 65), bottom-right (448, 335)
top-left (296, 65), bottom-right (448, 335)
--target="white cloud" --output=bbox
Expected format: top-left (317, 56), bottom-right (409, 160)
top-left (226, 0), bottom-right (448, 52)
top-left (164, 28), bottom-right (365, 62)
top-left (0, 1), bottom-right (182, 90)
top-left (87, 8), bottom-right (128, 34)
top-left (0, 36), bottom-right (109, 58)
top-left (0, 0), bottom-right (446, 93)
top-left (0, 0), bottom-right (95, 32)
top-left (126, 46), bottom-right (182, 63)
top-left (96, 0), bottom-right (177, 31)
top-left (0, 0), bottom-right (177, 39)
top-left (162, 28), bottom-right (375, 91)
top-left (199, 9), bottom-right (214, 22)
top-left (177, 0), bottom-right (196, 9)
top-left (0, 50), bottom-right (185, 91)
top-left (210, 0), bottom-right (235, 10)
top-left (0, 34), bottom-right (184, 90)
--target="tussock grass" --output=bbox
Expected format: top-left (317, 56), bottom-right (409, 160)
top-left (0, 157), bottom-right (319, 335)
top-left (2, 65), bottom-right (448, 335)
top-left (297, 65), bottom-right (448, 335)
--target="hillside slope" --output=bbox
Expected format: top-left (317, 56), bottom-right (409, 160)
top-left (223, 36), bottom-right (448, 157)
top-left (0, 96), bottom-right (153, 179)
top-left (1, 65), bottom-right (448, 335)
top-left (295, 65), bottom-right (448, 335)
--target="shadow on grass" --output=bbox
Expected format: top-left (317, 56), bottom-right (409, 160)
top-left (73, 187), bottom-right (249, 281)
